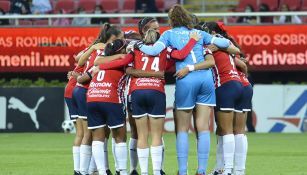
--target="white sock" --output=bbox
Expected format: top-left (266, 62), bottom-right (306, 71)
top-left (151, 145), bottom-right (163, 175)
top-left (161, 137), bottom-right (165, 171)
top-left (80, 145), bottom-right (92, 175)
top-left (115, 142), bottom-right (128, 175)
top-left (129, 138), bottom-right (138, 172)
top-left (104, 138), bottom-right (110, 170)
top-left (88, 156), bottom-right (97, 174)
top-left (112, 138), bottom-right (118, 171)
top-left (92, 141), bottom-right (105, 174)
top-left (215, 136), bottom-right (224, 170)
top-left (72, 146), bottom-right (80, 172)
top-left (137, 148), bottom-right (149, 175)
top-left (223, 134), bottom-right (235, 174)
top-left (234, 134), bottom-right (248, 171)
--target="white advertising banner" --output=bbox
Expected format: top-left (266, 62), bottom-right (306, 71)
top-left (253, 85), bottom-right (307, 133)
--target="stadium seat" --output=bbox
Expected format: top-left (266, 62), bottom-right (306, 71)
top-left (99, 0), bottom-right (119, 13)
top-left (54, 0), bottom-right (75, 13)
top-left (301, 0), bottom-right (307, 10)
top-left (109, 18), bottom-right (120, 24)
top-left (235, 0), bottom-right (257, 12)
top-left (279, 0), bottom-right (301, 10)
top-left (121, 0), bottom-right (136, 13)
top-left (19, 20), bottom-right (32, 26)
top-left (164, 0), bottom-right (177, 11)
top-left (33, 19), bottom-right (49, 26)
top-left (259, 0), bottom-right (279, 11)
top-left (0, 0), bottom-right (10, 13)
top-left (125, 18), bottom-right (139, 24)
top-left (156, 0), bottom-right (165, 12)
top-left (78, 0), bottom-right (96, 13)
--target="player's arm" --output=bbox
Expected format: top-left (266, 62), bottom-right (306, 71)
top-left (202, 31), bottom-right (236, 51)
top-left (175, 50), bottom-right (215, 79)
top-left (94, 54), bottom-right (126, 66)
top-left (74, 49), bottom-right (85, 62)
top-left (170, 32), bottom-right (201, 60)
top-left (76, 72), bottom-right (91, 84)
top-left (138, 31), bottom-right (170, 56)
top-left (235, 57), bottom-right (248, 75)
top-left (126, 67), bottom-right (164, 79)
top-left (208, 42), bottom-right (240, 55)
top-left (78, 43), bottom-right (105, 66)
top-left (99, 53), bottom-right (134, 70)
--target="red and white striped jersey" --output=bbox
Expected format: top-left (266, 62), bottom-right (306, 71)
top-left (129, 48), bottom-right (170, 94)
top-left (64, 65), bottom-right (84, 98)
top-left (77, 49), bottom-right (104, 89)
top-left (212, 51), bottom-right (241, 88)
top-left (87, 69), bottom-right (125, 103)
top-left (238, 70), bottom-right (250, 87)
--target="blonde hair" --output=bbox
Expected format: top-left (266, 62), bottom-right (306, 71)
top-left (143, 29), bottom-right (159, 44)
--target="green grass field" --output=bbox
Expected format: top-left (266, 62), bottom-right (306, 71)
top-left (0, 133), bottom-right (307, 175)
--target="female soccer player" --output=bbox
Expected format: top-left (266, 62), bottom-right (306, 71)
top-left (87, 39), bottom-right (128, 175)
top-left (73, 23), bottom-right (123, 175)
top-left (233, 57), bottom-right (252, 175)
top-left (65, 50), bottom-right (86, 175)
top-left (98, 28), bottom-right (200, 175)
top-left (204, 21), bottom-right (244, 175)
top-left (135, 5), bottom-right (239, 175)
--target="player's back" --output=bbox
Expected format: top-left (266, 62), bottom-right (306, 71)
top-left (130, 48), bottom-right (167, 93)
top-left (87, 69), bottom-right (125, 103)
top-left (162, 27), bottom-right (210, 71)
top-left (212, 51), bottom-right (241, 87)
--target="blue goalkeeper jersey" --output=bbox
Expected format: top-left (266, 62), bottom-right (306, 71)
top-left (140, 26), bottom-right (230, 71)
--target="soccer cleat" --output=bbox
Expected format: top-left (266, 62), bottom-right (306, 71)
top-left (195, 172), bottom-right (206, 175)
top-left (130, 170), bottom-right (139, 175)
top-left (160, 170), bottom-right (166, 175)
top-left (74, 171), bottom-right (81, 175)
top-left (208, 170), bottom-right (223, 175)
top-left (106, 169), bottom-right (113, 175)
top-left (115, 171), bottom-right (120, 175)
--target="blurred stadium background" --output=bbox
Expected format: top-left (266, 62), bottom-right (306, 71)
top-left (0, 0), bottom-right (306, 174)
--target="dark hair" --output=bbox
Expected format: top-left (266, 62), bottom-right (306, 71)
top-left (190, 14), bottom-right (199, 27)
top-left (195, 21), bottom-right (208, 31)
top-left (138, 17), bottom-right (158, 36)
top-left (168, 5), bottom-right (193, 29)
top-left (124, 31), bottom-right (142, 40)
top-left (204, 21), bottom-right (245, 57)
top-left (94, 23), bottom-right (122, 44)
top-left (259, 3), bottom-right (270, 12)
top-left (104, 39), bottom-right (127, 56)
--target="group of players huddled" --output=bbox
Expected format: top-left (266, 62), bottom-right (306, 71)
top-left (64, 4), bottom-right (253, 175)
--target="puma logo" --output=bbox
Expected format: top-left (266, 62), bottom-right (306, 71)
top-left (8, 96), bottom-right (45, 129)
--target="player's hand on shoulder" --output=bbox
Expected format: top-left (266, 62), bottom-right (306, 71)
top-left (190, 31), bottom-right (201, 41)
top-left (126, 40), bottom-right (137, 52)
top-left (174, 67), bottom-right (189, 79)
top-left (134, 40), bottom-right (144, 50)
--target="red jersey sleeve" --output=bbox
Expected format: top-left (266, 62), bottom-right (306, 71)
top-left (99, 53), bottom-right (134, 70)
top-left (170, 38), bottom-right (197, 60)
